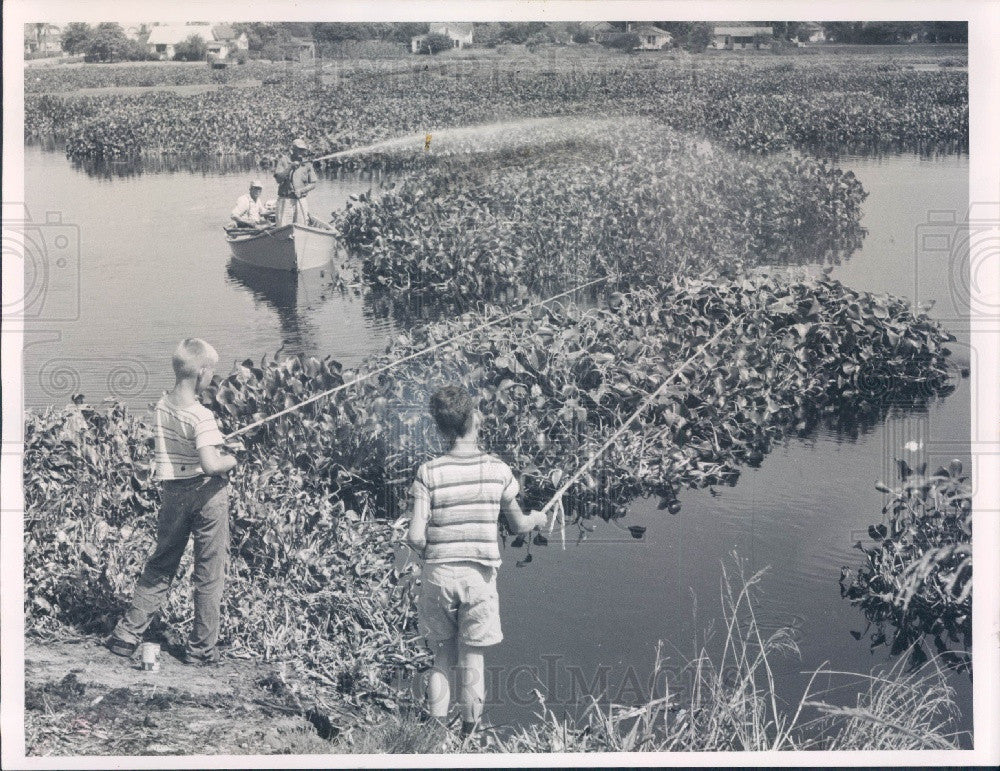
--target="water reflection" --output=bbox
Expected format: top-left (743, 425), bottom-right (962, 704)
top-left (225, 259), bottom-right (344, 353)
top-left (542, 383), bottom-right (961, 527)
top-left (807, 139), bottom-right (968, 161)
top-left (61, 147), bottom-right (393, 185)
top-left (70, 153), bottom-right (259, 180)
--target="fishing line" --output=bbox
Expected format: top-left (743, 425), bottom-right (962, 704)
top-left (540, 312), bottom-right (747, 545)
top-left (224, 275), bottom-right (609, 440)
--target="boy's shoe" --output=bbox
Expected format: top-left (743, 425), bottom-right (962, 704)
top-left (183, 648), bottom-right (221, 667)
top-left (105, 635), bottom-right (138, 658)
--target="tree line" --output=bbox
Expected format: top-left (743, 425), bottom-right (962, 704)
top-left (250, 20), bottom-right (969, 48)
top-left (52, 20), bottom-right (968, 64)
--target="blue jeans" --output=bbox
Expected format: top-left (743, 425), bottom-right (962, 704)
top-left (114, 475), bottom-right (229, 655)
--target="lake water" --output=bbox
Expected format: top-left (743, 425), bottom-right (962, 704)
top-left (21, 145), bottom-right (971, 740)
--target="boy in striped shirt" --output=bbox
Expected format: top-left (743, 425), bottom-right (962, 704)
top-left (407, 385), bottom-right (551, 737)
top-left (106, 339), bottom-right (237, 665)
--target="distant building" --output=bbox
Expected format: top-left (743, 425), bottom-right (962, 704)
top-left (797, 22), bottom-right (826, 43)
top-left (146, 23), bottom-right (211, 60)
top-left (146, 22), bottom-right (247, 60)
top-left (24, 23), bottom-right (62, 55)
top-left (579, 21), bottom-right (618, 43)
top-left (711, 25), bottom-right (774, 50)
top-left (212, 24), bottom-right (248, 53)
top-left (280, 37), bottom-right (316, 62)
top-left (627, 23), bottom-right (673, 50)
top-left (411, 22), bottom-right (475, 53)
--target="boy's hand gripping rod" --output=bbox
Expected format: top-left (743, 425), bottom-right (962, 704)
top-left (224, 276), bottom-right (609, 441)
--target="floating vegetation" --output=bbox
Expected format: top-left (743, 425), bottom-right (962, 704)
top-left (24, 397), bottom-right (426, 713)
top-left (25, 55), bottom-right (967, 165)
top-left (335, 125), bottom-right (867, 300)
top-left (363, 274), bottom-right (956, 527)
top-left (22, 272), bottom-right (956, 718)
top-left (841, 458), bottom-right (972, 671)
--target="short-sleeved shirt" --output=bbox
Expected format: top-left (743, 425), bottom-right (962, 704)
top-left (413, 452), bottom-right (519, 568)
top-left (231, 193), bottom-right (264, 223)
top-left (152, 396), bottom-right (226, 480)
top-left (274, 156), bottom-right (317, 199)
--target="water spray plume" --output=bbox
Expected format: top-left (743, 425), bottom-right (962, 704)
top-left (311, 116), bottom-right (649, 165)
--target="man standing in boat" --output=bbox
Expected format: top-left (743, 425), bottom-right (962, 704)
top-left (230, 179), bottom-right (266, 228)
top-left (274, 138), bottom-right (317, 227)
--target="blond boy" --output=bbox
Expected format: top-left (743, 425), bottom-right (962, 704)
top-left (107, 339), bottom-right (237, 665)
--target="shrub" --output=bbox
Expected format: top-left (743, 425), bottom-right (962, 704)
top-left (82, 23), bottom-right (133, 63)
top-left (600, 32), bottom-right (640, 51)
top-left (686, 23), bottom-right (713, 53)
top-left (841, 459), bottom-right (971, 668)
top-left (334, 122), bottom-right (868, 298)
top-left (173, 35), bottom-right (208, 62)
top-left (415, 32), bottom-right (454, 55)
top-left (259, 43), bottom-right (282, 62)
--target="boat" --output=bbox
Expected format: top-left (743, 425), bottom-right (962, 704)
top-left (225, 222), bottom-right (341, 272)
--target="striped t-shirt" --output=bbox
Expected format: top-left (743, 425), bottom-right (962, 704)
top-left (152, 396), bottom-right (226, 480)
top-left (413, 452), bottom-right (519, 567)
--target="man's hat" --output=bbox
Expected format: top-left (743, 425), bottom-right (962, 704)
top-left (250, 179), bottom-right (263, 189)
top-left (291, 138), bottom-right (310, 152)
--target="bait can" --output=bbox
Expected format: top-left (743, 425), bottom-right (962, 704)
top-left (140, 642), bottom-right (160, 671)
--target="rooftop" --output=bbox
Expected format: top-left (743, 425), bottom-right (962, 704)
top-left (146, 24), bottom-right (213, 46)
top-left (631, 25), bottom-right (672, 37)
top-left (428, 22), bottom-right (474, 36)
top-left (713, 25), bottom-right (774, 36)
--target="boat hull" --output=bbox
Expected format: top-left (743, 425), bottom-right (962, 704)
top-left (226, 224), bottom-right (338, 272)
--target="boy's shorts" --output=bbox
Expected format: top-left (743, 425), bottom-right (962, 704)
top-left (418, 561), bottom-right (503, 647)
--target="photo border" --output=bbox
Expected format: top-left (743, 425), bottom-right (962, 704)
top-left (3, 1), bottom-right (997, 767)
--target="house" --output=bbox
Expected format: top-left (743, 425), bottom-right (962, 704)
top-left (797, 22), bottom-right (826, 43)
top-left (212, 24), bottom-right (248, 51)
top-left (710, 25), bottom-right (774, 50)
top-left (411, 22), bottom-right (475, 53)
top-left (146, 23), bottom-right (213, 60)
top-left (579, 21), bottom-right (618, 43)
top-left (145, 22), bottom-right (247, 60)
top-left (627, 23), bottom-right (673, 50)
top-left (24, 23), bottom-right (62, 55)
top-left (279, 37), bottom-right (315, 62)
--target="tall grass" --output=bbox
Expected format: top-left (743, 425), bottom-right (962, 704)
top-left (335, 555), bottom-right (967, 753)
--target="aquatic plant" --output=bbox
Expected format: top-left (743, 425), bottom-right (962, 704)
top-left (25, 54), bottom-right (967, 164)
top-left (23, 273), bottom-right (957, 727)
top-left (335, 126), bottom-right (867, 300)
top-left (840, 458), bottom-right (971, 669)
top-left (24, 398), bottom-right (426, 713)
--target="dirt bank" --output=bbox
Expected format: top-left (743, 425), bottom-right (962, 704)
top-left (24, 638), bottom-right (337, 756)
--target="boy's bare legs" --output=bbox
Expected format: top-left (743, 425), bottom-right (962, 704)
top-left (427, 639), bottom-right (457, 719)
top-left (457, 644), bottom-right (486, 726)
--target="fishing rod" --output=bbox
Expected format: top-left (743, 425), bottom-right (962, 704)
top-left (540, 312), bottom-right (747, 547)
top-left (223, 275), bottom-right (611, 441)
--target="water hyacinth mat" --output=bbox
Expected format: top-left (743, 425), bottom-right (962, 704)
top-left (24, 272), bottom-right (958, 709)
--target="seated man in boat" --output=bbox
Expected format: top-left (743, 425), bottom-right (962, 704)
top-left (230, 180), bottom-right (267, 228)
top-left (273, 138), bottom-right (317, 227)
